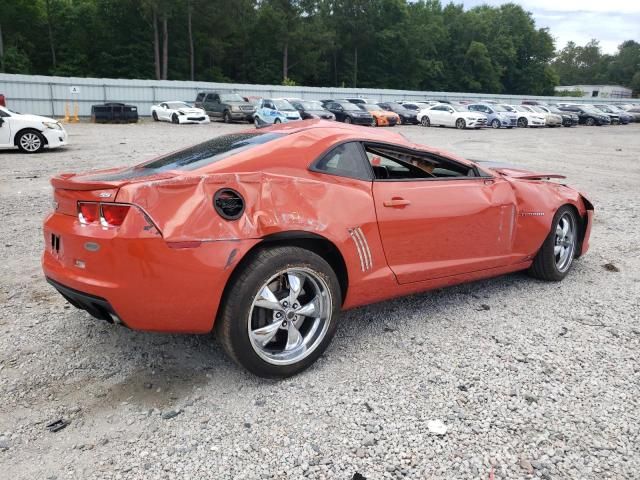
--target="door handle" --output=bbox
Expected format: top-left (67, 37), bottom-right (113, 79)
top-left (383, 197), bottom-right (411, 208)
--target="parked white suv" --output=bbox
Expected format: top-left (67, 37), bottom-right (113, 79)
top-left (0, 106), bottom-right (68, 153)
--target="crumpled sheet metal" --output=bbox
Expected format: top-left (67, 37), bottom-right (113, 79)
top-left (120, 172), bottom-right (346, 243)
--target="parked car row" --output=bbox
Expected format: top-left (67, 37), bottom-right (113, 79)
top-left (141, 91), bottom-right (640, 132)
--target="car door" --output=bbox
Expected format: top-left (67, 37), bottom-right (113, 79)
top-left (427, 105), bottom-right (446, 125)
top-left (327, 103), bottom-right (344, 122)
top-left (367, 143), bottom-right (520, 283)
top-left (204, 94), bottom-right (218, 118)
top-left (159, 103), bottom-right (170, 121)
top-left (0, 110), bottom-right (11, 145)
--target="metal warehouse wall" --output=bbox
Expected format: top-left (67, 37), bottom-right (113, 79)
top-left (0, 73), bottom-right (633, 118)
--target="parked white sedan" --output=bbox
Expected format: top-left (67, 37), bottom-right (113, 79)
top-left (502, 105), bottom-right (546, 128)
top-left (417, 104), bottom-right (487, 129)
top-left (150, 101), bottom-right (210, 124)
top-left (0, 106), bottom-right (68, 153)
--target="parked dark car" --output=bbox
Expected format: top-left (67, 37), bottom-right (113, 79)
top-left (557, 105), bottom-right (610, 126)
top-left (288, 99), bottom-right (335, 120)
top-left (594, 104), bottom-right (630, 124)
top-left (195, 91), bottom-right (255, 123)
top-left (377, 102), bottom-right (418, 124)
top-left (91, 103), bottom-right (138, 123)
top-left (323, 101), bottom-right (374, 125)
top-left (539, 105), bottom-right (579, 127)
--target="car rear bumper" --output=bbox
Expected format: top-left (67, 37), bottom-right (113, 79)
top-left (42, 211), bottom-right (259, 333)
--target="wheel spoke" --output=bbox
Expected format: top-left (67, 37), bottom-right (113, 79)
top-left (554, 245), bottom-right (562, 256)
top-left (251, 321), bottom-right (281, 347)
top-left (561, 219), bottom-right (569, 237)
top-left (254, 285), bottom-right (282, 311)
top-left (285, 323), bottom-right (303, 351)
top-left (556, 225), bottom-right (563, 239)
top-left (287, 273), bottom-right (303, 305)
top-left (296, 296), bottom-right (320, 318)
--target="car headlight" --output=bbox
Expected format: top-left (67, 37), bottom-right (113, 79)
top-left (231, 106), bottom-right (240, 112)
top-left (42, 121), bottom-right (60, 130)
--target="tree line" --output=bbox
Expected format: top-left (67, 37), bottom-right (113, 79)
top-left (0, 0), bottom-right (638, 96)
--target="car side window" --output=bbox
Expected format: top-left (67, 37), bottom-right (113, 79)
top-left (196, 93), bottom-right (205, 102)
top-left (205, 94), bottom-right (215, 102)
top-left (213, 94), bottom-right (220, 103)
top-left (312, 142), bottom-right (372, 181)
top-left (365, 144), bottom-right (478, 181)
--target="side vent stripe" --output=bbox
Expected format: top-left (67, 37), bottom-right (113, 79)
top-left (349, 227), bottom-right (373, 272)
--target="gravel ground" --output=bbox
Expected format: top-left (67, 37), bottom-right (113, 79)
top-left (1, 120), bottom-right (639, 480)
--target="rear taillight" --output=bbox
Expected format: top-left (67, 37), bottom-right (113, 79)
top-left (101, 204), bottom-right (130, 226)
top-left (78, 202), bottom-right (99, 224)
top-left (77, 202), bottom-right (131, 227)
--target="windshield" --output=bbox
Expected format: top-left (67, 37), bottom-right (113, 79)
top-left (220, 93), bottom-right (246, 103)
top-left (595, 105), bottom-right (613, 113)
top-left (296, 101), bottom-right (324, 110)
top-left (532, 106), bottom-right (546, 113)
top-left (493, 105), bottom-right (508, 112)
top-left (340, 102), bottom-right (361, 111)
top-left (451, 105), bottom-right (468, 112)
top-left (548, 106), bottom-right (563, 114)
top-left (582, 106), bottom-right (601, 113)
top-left (361, 104), bottom-right (381, 112)
top-left (166, 102), bottom-right (192, 109)
top-left (273, 99), bottom-right (296, 111)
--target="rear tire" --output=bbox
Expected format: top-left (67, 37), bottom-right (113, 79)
top-left (223, 111), bottom-right (232, 123)
top-left (216, 247), bottom-right (341, 378)
top-left (273, 118), bottom-right (281, 124)
top-left (171, 113), bottom-right (179, 124)
top-left (528, 205), bottom-right (579, 282)
top-left (585, 117), bottom-right (595, 126)
top-left (344, 116), bottom-right (352, 124)
top-left (491, 119), bottom-right (500, 129)
top-left (152, 111), bottom-right (159, 121)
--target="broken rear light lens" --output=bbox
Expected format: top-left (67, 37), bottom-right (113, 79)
top-left (101, 204), bottom-right (130, 226)
top-left (78, 202), bottom-right (99, 224)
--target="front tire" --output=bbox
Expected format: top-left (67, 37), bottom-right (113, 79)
top-left (273, 118), bottom-right (281, 124)
top-left (152, 111), bottom-right (159, 121)
top-left (421, 116), bottom-right (430, 127)
top-left (344, 116), bottom-right (352, 124)
top-left (171, 113), bottom-right (179, 124)
top-left (17, 130), bottom-right (45, 153)
top-left (491, 119), bottom-right (500, 129)
top-left (455, 118), bottom-right (466, 129)
top-left (216, 247), bottom-right (341, 378)
top-left (528, 206), bottom-right (579, 281)
top-left (223, 111), bottom-right (232, 123)
top-left (517, 117), bottom-right (528, 128)
top-left (585, 117), bottom-right (595, 126)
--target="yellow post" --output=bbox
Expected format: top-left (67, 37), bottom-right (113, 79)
top-left (72, 101), bottom-right (79, 123)
top-left (63, 102), bottom-right (70, 123)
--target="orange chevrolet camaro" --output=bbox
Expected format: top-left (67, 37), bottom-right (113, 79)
top-left (358, 103), bottom-right (400, 126)
top-left (42, 120), bottom-right (593, 377)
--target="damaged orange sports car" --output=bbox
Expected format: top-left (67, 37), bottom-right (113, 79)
top-left (357, 103), bottom-right (400, 126)
top-left (43, 120), bottom-right (593, 377)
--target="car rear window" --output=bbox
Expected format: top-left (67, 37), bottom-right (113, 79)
top-left (142, 132), bottom-right (285, 171)
top-left (85, 133), bottom-right (286, 181)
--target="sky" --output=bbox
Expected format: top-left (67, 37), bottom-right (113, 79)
top-left (458, 0), bottom-right (639, 54)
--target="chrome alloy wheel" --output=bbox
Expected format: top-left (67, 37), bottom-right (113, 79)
top-left (554, 213), bottom-right (576, 272)
top-left (20, 133), bottom-right (42, 152)
top-left (248, 268), bottom-right (332, 366)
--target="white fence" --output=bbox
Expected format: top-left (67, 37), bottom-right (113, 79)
top-left (0, 73), bottom-right (632, 118)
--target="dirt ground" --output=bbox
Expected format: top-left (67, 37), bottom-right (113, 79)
top-left (1, 119), bottom-right (639, 479)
